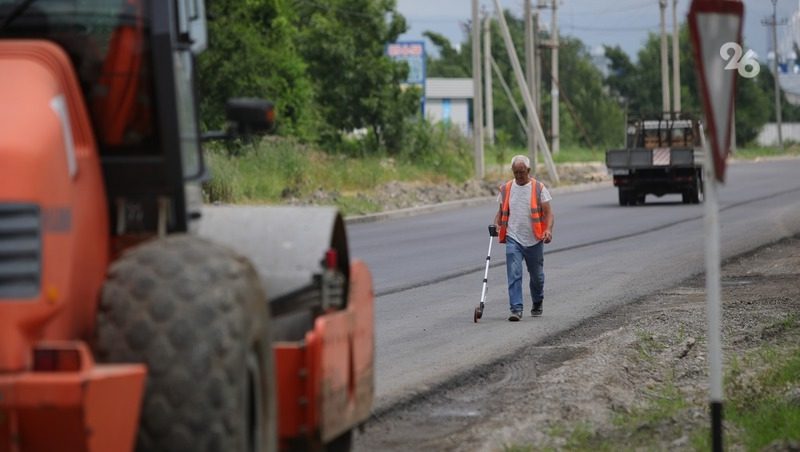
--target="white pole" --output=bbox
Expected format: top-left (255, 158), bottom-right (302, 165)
top-left (484, 15), bottom-right (495, 146)
top-left (771, 0), bottom-right (784, 151)
top-left (492, 0), bottom-right (559, 184)
top-left (551, 0), bottom-right (560, 155)
top-left (525, 0), bottom-right (537, 166)
top-left (472, 0), bottom-right (485, 178)
top-left (701, 127), bottom-right (724, 451)
top-left (660, 0), bottom-right (671, 118)
top-left (672, 0), bottom-right (681, 115)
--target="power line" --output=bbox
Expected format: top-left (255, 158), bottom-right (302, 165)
top-left (561, 24), bottom-right (659, 33)
top-left (567, 1), bottom-right (653, 16)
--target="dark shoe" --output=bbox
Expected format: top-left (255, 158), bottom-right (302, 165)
top-left (531, 303), bottom-right (543, 317)
top-left (508, 311), bottom-right (522, 322)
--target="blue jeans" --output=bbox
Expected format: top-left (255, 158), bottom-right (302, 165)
top-left (505, 236), bottom-right (544, 313)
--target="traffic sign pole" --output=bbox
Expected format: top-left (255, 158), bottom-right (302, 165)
top-left (689, 2), bottom-right (744, 450)
top-left (702, 130), bottom-right (724, 452)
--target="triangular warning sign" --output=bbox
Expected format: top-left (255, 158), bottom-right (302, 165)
top-left (688, 0), bottom-right (743, 183)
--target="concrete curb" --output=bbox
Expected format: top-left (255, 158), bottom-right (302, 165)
top-left (344, 180), bottom-right (612, 225)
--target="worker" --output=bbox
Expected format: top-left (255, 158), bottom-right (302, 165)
top-left (493, 155), bottom-right (554, 321)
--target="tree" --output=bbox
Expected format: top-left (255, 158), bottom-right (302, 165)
top-left (293, 0), bottom-right (420, 153)
top-left (198, 0), bottom-right (316, 138)
top-left (425, 10), bottom-right (624, 149)
top-left (605, 24), bottom-right (778, 145)
top-left (424, 31), bottom-right (469, 78)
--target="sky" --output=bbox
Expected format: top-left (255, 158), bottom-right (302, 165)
top-left (395, 0), bottom-right (800, 62)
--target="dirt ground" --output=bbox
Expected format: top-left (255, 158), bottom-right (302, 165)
top-left (354, 235), bottom-right (800, 451)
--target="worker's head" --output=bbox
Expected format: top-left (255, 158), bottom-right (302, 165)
top-left (510, 155), bottom-right (530, 185)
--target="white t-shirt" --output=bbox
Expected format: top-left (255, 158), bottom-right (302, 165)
top-left (497, 180), bottom-right (552, 247)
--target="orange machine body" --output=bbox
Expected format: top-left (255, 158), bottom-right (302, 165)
top-left (0, 41), bottom-right (145, 452)
top-left (275, 260), bottom-right (375, 448)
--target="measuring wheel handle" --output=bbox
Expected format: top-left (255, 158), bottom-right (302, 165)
top-left (488, 225), bottom-right (498, 237)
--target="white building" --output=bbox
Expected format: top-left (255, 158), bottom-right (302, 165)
top-left (424, 78), bottom-right (473, 135)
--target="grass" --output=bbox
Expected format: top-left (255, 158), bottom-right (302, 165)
top-left (728, 345), bottom-right (800, 450)
top-left (203, 136), bottom-right (798, 216)
top-left (732, 144), bottom-right (800, 160)
top-left (491, 145), bottom-right (605, 166)
top-left (202, 135), bottom-right (473, 214)
top-left (505, 330), bottom-right (800, 451)
top-left (633, 329), bottom-right (666, 362)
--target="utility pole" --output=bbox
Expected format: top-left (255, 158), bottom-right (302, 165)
top-left (484, 14), bottom-right (494, 146)
top-left (471, 0), bottom-right (484, 178)
top-left (550, 0), bottom-right (560, 155)
top-left (492, 0), bottom-right (559, 184)
top-left (524, 0), bottom-right (537, 166)
top-left (671, 0), bottom-right (681, 115)
top-left (535, 6), bottom-right (542, 139)
top-left (763, 0), bottom-right (786, 151)
top-left (659, 0), bottom-right (671, 118)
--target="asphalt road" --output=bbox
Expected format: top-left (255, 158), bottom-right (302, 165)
top-left (346, 158), bottom-right (800, 412)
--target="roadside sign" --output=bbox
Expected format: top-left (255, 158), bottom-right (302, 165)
top-left (386, 41), bottom-right (426, 86)
top-left (688, 0), bottom-right (743, 183)
top-left (386, 41), bottom-right (426, 114)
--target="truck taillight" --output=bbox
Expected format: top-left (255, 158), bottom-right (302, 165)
top-left (325, 248), bottom-right (338, 270)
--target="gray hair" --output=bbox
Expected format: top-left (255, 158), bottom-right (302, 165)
top-left (510, 154), bottom-right (530, 169)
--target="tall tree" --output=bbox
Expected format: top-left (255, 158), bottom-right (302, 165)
top-left (198, 0), bottom-right (315, 138)
top-left (424, 31), bottom-right (469, 77)
top-left (606, 25), bottom-right (777, 145)
top-left (425, 10), bottom-right (624, 148)
top-left (293, 0), bottom-right (419, 153)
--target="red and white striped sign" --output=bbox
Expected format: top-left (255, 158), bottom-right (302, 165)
top-left (653, 147), bottom-right (671, 166)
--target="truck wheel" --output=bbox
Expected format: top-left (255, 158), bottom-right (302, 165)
top-left (683, 187), bottom-right (700, 204)
top-left (692, 175), bottom-right (703, 204)
top-left (618, 188), bottom-right (630, 206)
top-left (95, 235), bottom-right (276, 452)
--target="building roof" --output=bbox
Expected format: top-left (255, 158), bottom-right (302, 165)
top-left (425, 78), bottom-right (473, 99)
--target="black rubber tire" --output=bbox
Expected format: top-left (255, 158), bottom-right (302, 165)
top-left (692, 174), bottom-right (703, 204)
top-left (95, 235), bottom-right (276, 452)
top-left (325, 430), bottom-right (353, 452)
top-left (682, 188), bottom-right (699, 204)
top-left (618, 188), bottom-right (629, 206)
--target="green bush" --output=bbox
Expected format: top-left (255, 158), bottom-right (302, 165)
top-left (400, 119), bottom-right (473, 181)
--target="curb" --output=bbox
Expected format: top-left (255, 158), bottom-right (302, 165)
top-left (344, 180), bottom-right (612, 225)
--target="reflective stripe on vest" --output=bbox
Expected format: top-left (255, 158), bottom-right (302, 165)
top-left (498, 179), bottom-right (545, 244)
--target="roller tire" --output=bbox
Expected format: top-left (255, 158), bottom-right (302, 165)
top-left (95, 235), bottom-right (276, 452)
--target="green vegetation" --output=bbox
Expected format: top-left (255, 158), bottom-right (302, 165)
top-left (504, 317), bottom-right (799, 450)
top-left (202, 123), bottom-right (474, 214)
top-left (196, 2), bottom-right (800, 211)
top-left (199, 0), bottom-right (418, 153)
top-left (732, 145), bottom-right (800, 160)
top-left (633, 329), bottom-right (667, 363)
top-left (203, 139), bottom-right (794, 215)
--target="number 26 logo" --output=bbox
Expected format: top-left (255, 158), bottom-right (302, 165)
top-left (720, 42), bottom-right (760, 78)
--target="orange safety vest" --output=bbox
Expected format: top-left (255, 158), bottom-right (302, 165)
top-left (498, 179), bottom-right (546, 244)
